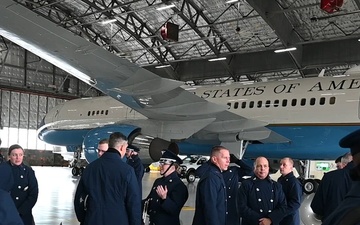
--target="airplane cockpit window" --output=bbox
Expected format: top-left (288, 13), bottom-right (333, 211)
top-left (274, 99), bottom-right (279, 107)
top-left (257, 101), bottom-right (262, 108)
top-left (310, 98), bottom-right (316, 106)
top-left (329, 96), bottom-right (336, 105)
top-left (291, 99), bottom-right (297, 106)
top-left (320, 97), bottom-right (325, 105)
top-left (282, 99), bottom-right (287, 107)
top-left (265, 100), bottom-right (271, 108)
top-left (300, 98), bottom-right (306, 106)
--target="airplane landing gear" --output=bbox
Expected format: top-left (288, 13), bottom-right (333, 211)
top-left (295, 160), bottom-right (320, 194)
top-left (69, 147), bottom-right (86, 176)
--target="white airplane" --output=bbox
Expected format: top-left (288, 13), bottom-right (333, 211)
top-left (1, 1), bottom-right (360, 186)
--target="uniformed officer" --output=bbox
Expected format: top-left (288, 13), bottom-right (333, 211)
top-left (126, 144), bottom-right (144, 195)
top-left (192, 146), bottom-right (230, 225)
top-left (277, 157), bottom-right (302, 225)
top-left (6, 144), bottom-right (39, 225)
top-left (322, 129), bottom-right (360, 225)
top-left (0, 161), bottom-right (24, 225)
top-left (143, 149), bottom-right (188, 225)
top-left (310, 152), bottom-right (354, 222)
top-left (74, 132), bottom-right (141, 225)
top-left (238, 156), bottom-right (287, 225)
top-left (96, 138), bottom-right (108, 157)
top-left (196, 153), bottom-right (253, 225)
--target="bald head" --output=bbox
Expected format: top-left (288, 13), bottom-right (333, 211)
top-left (254, 156), bottom-right (269, 179)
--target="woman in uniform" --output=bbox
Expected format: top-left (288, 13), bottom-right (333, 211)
top-left (7, 144), bottom-right (39, 225)
top-left (143, 150), bottom-right (188, 225)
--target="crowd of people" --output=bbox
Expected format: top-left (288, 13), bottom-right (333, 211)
top-left (0, 128), bottom-right (360, 225)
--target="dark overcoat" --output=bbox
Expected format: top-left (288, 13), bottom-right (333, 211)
top-left (8, 162), bottom-right (38, 225)
top-left (277, 172), bottom-right (302, 225)
top-left (238, 176), bottom-right (287, 225)
top-left (74, 149), bottom-right (141, 225)
top-left (192, 163), bottom-right (227, 225)
top-left (127, 154), bottom-right (144, 195)
top-left (143, 171), bottom-right (188, 225)
top-left (311, 162), bottom-right (354, 221)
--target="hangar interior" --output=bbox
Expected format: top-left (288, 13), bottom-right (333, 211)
top-left (1, 0), bottom-right (360, 150)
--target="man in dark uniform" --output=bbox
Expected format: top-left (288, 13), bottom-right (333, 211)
top-left (196, 153), bottom-right (253, 225)
top-left (311, 152), bottom-right (354, 222)
top-left (335, 155), bottom-right (344, 169)
top-left (7, 144), bottom-right (38, 225)
top-left (322, 129), bottom-right (360, 225)
top-left (143, 149), bottom-right (188, 225)
top-left (0, 160), bottom-right (24, 225)
top-left (277, 157), bottom-right (302, 225)
top-left (126, 144), bottom-right (144, 195)
top-left (74, 132), bottom-right (141, 225)
top-left (192, 146), bottom-right (230, 225)
top-left (238, 156), bottom-right (287, 225)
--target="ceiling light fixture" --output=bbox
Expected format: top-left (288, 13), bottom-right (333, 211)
top-left (208, 57), bottom-right (227, 62)
top-left (225, 0), bottom-right (239, 3)
top-left (155, 65), bottom-right (171, 69)
top-left (101, 19), bottom-right (117, 25)
top-left (156, 4), bottom-right (176, 11)
top-left (274, 47), bottom-right (297, 53)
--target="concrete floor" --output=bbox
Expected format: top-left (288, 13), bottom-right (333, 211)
top-left (31, 167), bottom-right (319, 225)
top-left (32, 166), bottom-right (196, 225)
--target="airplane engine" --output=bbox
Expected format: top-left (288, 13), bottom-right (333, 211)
top-left (148, 138), bottom-right (214, 161)
top-left (300, 193), bottom-right (321, 225)
top-left (83, 124), bottom-right (141, 163)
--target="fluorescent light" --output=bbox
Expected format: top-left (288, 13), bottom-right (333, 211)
top-left (226, 0), bottom-right (239, 3)
top-left (155, 65), bottom-right (171, 69)
top-left (208, 57), bottom-right (227, 62)
top-left (274, 47), bottom-right (297, 53)
top-left (101, 19), bottom-right (117, 25)
top-left (156, 4), bottom-right (175, 11)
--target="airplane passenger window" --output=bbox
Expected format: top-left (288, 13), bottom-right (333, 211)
top-left (329, 96), bottom-right (336, 105)
top-left (320, 97), bottom-right (325, 105)
top-left (88, 111), bottom-right (91, 116)
top-left (241, 102), bottom-right (246, 109)
top-left (105, 110), bottom-right (109, 115)
top-left (96, 110), bottom-right (99, 115)
top-left (227, 103), bottom-right (231, 109)
top-left (249, 101), bottom-right (254, 108)
top-left (274, 99), bottom-right (279, 107)
top-left (282, 99), bottom-right (287, 107)
top-left (300, 98), bottom-right (306, 106)
top-left (310, 98), bottom-right (316, 106)
top-left (265, 100), bottom-right (271, 108)
top-left (257, 101), bottom-right (262, 108)
top-left (234, 102), bottom-right (239, 109)
top-left (92, 111), bottom-right (95, 116)
top-left (291, 99), bottom-right (297, 106)
top-left (101, 110), bottom-right (104, 114)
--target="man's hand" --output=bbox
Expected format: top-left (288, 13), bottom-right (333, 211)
top-left (259, 218), bottom-right (272, 225)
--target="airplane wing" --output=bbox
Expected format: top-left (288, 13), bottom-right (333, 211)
top-left (0, 0), bottom-right (289, 143)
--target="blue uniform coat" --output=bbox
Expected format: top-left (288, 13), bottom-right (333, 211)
top-left (192, 163), bottom-right (227, 225)
top-left (127, 154), bottom-right (144, 196)
top-left (311, 162), bottom-right (354, 221)
top-left (238, 176), bottom-right (287, 225)
top-left (322, 181), bottom-right (360, 225)
top-left (8, 162), bottom-right (38, 225)
top-left (143, 171), bottom-right (188, 225)
top-left (74, 149), bottom-right (141, 225)
top-left (277, 172), bottom-right (302, 225)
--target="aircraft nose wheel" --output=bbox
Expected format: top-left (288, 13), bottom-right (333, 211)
top-left (303, 179), bottom-right (319, 194)
top-left (186, 171), bottom-right (196, 183)
top-left (72, 167), bottom-right (79, 176)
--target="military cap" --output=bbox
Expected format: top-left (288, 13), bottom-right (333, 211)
top-left (127, 144), bottom-right (140, 152)
top-left (160, 149), bottom-right (183, 165)
top-left (339, 129), bottom-right (360, 156)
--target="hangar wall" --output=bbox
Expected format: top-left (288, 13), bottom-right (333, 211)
top-left (0, 42), bottom-right (98, 150)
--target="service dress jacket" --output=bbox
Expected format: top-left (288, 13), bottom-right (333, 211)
top-left (277, 172), bottom-right (302, 225)
top-left (127, 154), bottom-right (144, 196)
top-left (74, 149), bottom-right (141, 225)
top-left (143, 171), bottom-right (188, 225)
top-left (238, 176), bottom-right (287, 225)
top-left (192, 163), bottom-right (227, 225)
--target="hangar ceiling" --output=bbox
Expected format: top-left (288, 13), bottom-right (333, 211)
top-left (4, 0), bottom-right (360, 86)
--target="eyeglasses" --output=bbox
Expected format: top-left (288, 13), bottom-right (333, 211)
top-left (159, 158), bottom-right (176, 165)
